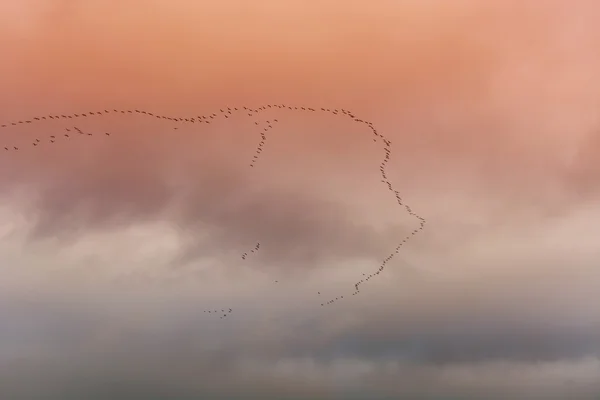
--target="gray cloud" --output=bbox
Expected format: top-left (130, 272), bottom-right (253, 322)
top-left (1, 302), bottom-right (599, 400)
top-left (319, 325), bottom-right (600, 365)
top-left (0, 113), bottom-right (403, 277)
top-left (1, 110), bottom-right (599, 399)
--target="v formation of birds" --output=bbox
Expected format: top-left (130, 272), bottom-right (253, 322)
top-left (0, 103), bottom-right (426, 319)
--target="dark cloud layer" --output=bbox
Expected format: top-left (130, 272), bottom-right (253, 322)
top-left (327, 327), bottom-right (600, 365)
top-left (1, 302), bottom-right (599, 400)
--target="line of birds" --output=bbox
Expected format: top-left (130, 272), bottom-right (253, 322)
top-left (203, 307), bottom-right (233, 319)
top-left (241, 242), bottom-right (261, 260)
top-left (249, 119), bottom-right (277, 168)
top-left (2, 126), bottom-right (111, 151)
top-left (0, 103), bottom-right (427, 312)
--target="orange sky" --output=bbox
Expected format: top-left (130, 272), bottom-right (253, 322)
top-left (1, 0), bottom-right (599, 193)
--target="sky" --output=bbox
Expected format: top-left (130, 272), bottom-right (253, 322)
top-left (0, 0), bottom-right (599, 399)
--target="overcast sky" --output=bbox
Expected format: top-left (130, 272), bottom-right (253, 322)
top-left (0, 1), bottom-right (599, 399)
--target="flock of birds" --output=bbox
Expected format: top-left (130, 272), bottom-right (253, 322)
top-left (2, 125), bottom-right (109, 151)
top-left (241, 242), bottom-right (261, 260)
top-left (0, 103), bottom-right (427, 317)
top-left (204, 307), bottom-right (233, 319)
